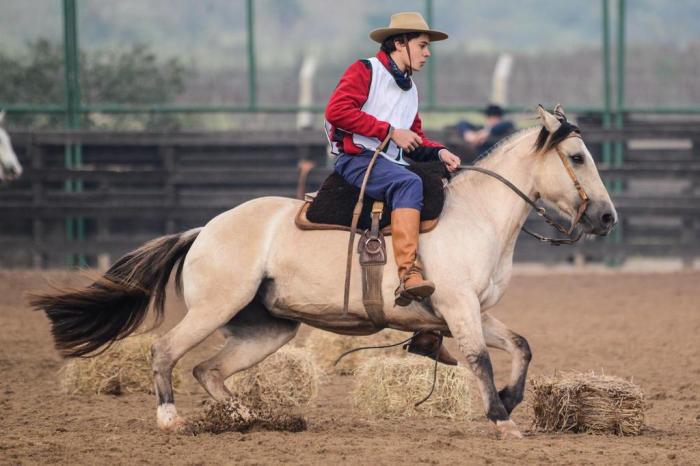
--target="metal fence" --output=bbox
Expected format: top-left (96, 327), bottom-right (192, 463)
top-left (3, 0), bottom-right (700, 123)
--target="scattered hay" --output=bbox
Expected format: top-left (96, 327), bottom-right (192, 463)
top-left (59, 334), bottom-right (181, 395)
top-left (352, 356), bottom-right (473, 419)
top-left (304, 329), bottom-right (410, 375)
top-left (184, 400), bottom-right (307, 435)
top-left (224, 346), bottom-right (319, 411)
top-left (531, 371), bottom-right (647, 436)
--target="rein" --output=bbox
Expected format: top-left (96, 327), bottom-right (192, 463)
top-left (458, 135), bottom-right (589, 246)
top-left (333, 329), bottom-right (440, 407)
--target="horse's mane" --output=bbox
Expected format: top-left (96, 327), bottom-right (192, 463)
top-left (472, 127), bottom-right (536, 165)
top-left (533, 118), bottom-right (581, 153)
top-left (471, 114), bottom-right (581, 167)
top-left (447, 115), bottom-right (581, 194)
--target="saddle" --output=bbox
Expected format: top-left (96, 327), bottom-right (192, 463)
top-left (295, 161), bottom-right (448, 235)
top-left (295, 161), bottom-right (449, 327)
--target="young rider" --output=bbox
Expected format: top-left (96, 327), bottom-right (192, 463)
top-left (325, 12), bottom-right (460, 364)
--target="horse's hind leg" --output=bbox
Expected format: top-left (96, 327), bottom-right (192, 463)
top-left (152, 302), bottom-right (246, 432)
top-left (152, 270), bottom-right (265, 432)
top-left (482, 312), bottom-right (532, 415)
top-left (193, 298), bottom-right (299, 404)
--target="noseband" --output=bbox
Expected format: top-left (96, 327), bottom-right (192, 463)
top-left (458, 134), bottom-right (590, 246)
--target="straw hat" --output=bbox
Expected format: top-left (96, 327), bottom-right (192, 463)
top-left (369, 12), bottom-right (448, 43)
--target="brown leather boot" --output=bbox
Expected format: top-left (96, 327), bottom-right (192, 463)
top-left (404, 331), bottom-right (458, 366)
top-left (391, 208), bottom-right (435, 307)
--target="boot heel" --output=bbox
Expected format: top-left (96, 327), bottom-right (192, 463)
top-left (394, 291), bottom-right (413, 307)
top-left (404, 283), bottom-right (435, 298)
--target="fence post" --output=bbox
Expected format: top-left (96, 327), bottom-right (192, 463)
top-left (424, 0), bottom-right (435, 108)
top-left (246, 0), bottom-right (257, 110)
top-left (63, 0), bottom-right (86, 267)
top-left (29, 135), bottom-right (45, 268)
top-left (601, 0), bottom-right (612, 165)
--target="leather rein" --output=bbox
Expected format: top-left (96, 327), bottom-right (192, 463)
top-left (458, 135), bottom-right (590, 246)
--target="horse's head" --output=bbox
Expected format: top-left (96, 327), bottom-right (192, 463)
top-left (0, 111), bottom-right (23, 182)
top-left (533, 105), bottom-right (617, 236)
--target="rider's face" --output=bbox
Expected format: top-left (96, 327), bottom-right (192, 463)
top-left (396, 33), bottom-right (432, 72)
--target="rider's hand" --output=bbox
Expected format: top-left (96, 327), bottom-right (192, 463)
top-left (391, 128), bottom-right (423, 153)
top-left (438, 149), bottom-right (461, 172)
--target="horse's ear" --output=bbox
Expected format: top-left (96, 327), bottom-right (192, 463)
top-left (553, 103), bottom-right (566, 120)
top-left (537, 105), bottom-right (561, 133)
top-left (0, 110), bottom-right (5, 124)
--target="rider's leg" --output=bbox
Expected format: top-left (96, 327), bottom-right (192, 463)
top-left (334, 152), bottom-right (435, 305)
top-left (334, 152), bottom-right (456, 362)
top-left (390, 207), bottom-right (435, 305)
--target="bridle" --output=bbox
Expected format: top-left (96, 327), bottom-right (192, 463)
top-left (458, 134), bottom-right (590, 246)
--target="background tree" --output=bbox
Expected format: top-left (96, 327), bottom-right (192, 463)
top-left (0, 39), bottom-right (187, 130)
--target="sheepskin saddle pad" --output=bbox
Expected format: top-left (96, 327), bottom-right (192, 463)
top-left (298, 161), bottom-right (448, 232)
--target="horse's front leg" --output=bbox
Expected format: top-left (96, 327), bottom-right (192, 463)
top-left (435, 291), bottom-right (522, 439)
top-left (481, 312), bottom-right (532, 415)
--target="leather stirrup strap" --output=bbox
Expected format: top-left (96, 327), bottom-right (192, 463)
top-left (343, 128), bottom-right (394, 317)
top-left (359, 201), bottom-right (388, 327)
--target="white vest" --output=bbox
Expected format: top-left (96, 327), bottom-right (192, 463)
top-left (352, 57), bottom-right (418, 165)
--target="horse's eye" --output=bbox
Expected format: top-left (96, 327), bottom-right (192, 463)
top-left (569, 154), bottom-right (584, 165)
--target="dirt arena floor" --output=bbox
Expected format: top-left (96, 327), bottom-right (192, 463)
top-left (1, 269), bottom-right (699, 465)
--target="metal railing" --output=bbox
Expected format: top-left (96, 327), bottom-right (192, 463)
top-left (3, 0), bottom-right (700, 123)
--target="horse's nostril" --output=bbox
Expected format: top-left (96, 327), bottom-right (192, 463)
top-left (601, 212), bottom-right (614, 226)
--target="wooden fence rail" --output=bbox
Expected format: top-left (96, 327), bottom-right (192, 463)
top-left (0, 125), bottom-right (698, 268)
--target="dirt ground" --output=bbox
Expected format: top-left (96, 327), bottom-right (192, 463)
top-left (1, 269), bottom-right (699, 465)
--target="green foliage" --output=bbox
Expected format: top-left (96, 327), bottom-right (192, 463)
top-left (0, 39), bottom-right (187, 130)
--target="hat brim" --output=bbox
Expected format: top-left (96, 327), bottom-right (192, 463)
top-left (369, 28), bottom-right (448, 43)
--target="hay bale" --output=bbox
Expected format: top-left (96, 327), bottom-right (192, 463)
top-left (531, 371), bottom-right (647, 435)
top-left (225, 346), bottom-right (319, 411)
top-left (304, 329), bottom-right (410, 375)
top-left (352, 356), bottom-right (473, 419)
top-left (59, 334), bottom-right (182, 395)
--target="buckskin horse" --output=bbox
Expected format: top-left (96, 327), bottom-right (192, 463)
top-left (31, 105), bottom-right (617, 439)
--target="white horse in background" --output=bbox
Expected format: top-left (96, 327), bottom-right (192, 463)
top-left (32, 105), bottom-right (617, 440)
top-left (0, 111), bottom-right (23, 181)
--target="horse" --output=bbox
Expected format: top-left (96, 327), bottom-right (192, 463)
top-left (31, 105), bottom-right (617, 440)
top-left (0, 111), bottom-right (23, 182)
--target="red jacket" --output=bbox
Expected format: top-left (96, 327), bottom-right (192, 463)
top-left (325, 50), bottom-right (445, 158)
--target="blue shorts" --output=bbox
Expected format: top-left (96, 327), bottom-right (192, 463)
top-left (334, 150), bottom-right (423, 211)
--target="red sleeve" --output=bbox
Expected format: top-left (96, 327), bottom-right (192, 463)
top-left (411, 113), bottom-right (445, 149)
top-left (325, 60), bottom-right (391, 141)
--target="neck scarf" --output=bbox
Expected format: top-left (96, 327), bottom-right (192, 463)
top-left (387, 55), bottom-right (413, 91)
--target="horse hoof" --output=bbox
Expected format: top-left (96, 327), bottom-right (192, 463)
top-left (495, 419), bottom-right (523, 440)
top-left (157, 403), bottom-right (186, 432)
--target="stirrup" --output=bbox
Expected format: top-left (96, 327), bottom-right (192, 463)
top-left (394, 267), bottom-right (434, 307)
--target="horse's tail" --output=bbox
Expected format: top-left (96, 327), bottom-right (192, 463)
top-left (29, 228), bottom-right (201, 358)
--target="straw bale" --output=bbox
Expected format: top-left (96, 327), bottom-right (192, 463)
top-left (225, 346), bottom-right (319, 411)
top-left (352, 356), bottom-right (473, 419)
top-left (531, 371), bottom-right (647, 435)
top-left (59, 334), bottom-right (182, 395)
top-left (304, 329), bottom-right (410, 375)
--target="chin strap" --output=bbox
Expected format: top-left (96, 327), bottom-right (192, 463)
top-left (403, 34), bottom-right (413, 77)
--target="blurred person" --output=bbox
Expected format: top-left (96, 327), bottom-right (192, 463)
top-left (456, 104), bottom-right (516, 157)
top-left (325, 12), bottom-right (460, 364)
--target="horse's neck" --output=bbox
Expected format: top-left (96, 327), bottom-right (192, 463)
top-left (444, 129), bottom-right (539, 250)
